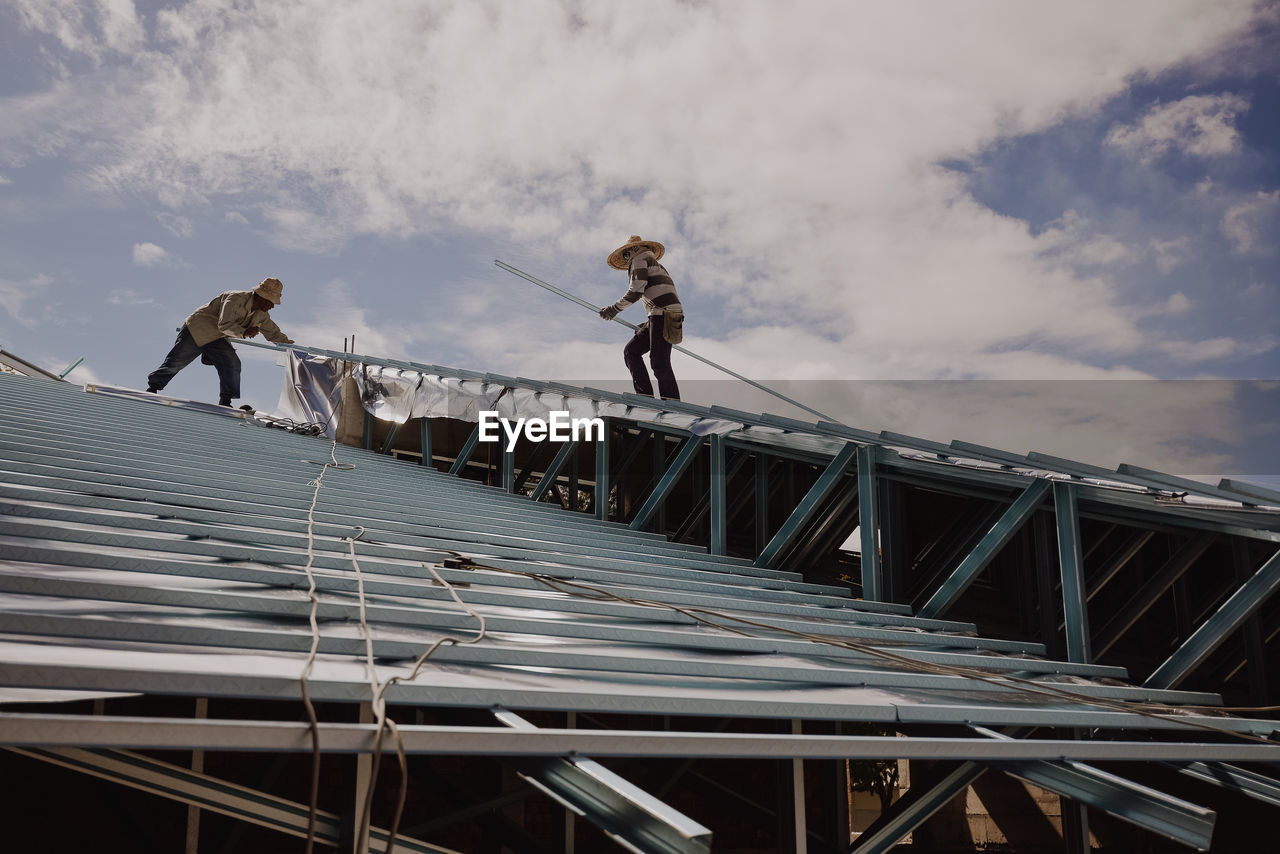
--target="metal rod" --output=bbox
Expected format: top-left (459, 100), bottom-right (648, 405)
top-left (494, 260), bottom-right (839, 422)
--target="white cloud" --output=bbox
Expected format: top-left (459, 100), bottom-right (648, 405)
top-left (224, 210), bottom-right (249, 225)
top-left (1105, 93), bottom-right (1250, 162)
top-left (0, 174), bottom-right (11, 185)
top-left (107, 288), bottom-right (154, 305)
top-left (131, 241), bottom-right (174, 266)
top-left (5, 0), bottom-right (1268, 382)
top-left (8, 0), bottom-right (144, 63)
top-left (1222, 190), bottom-right (1280, 253)
top-left (1149, 236), bottom-right (1192, 273)
top-left (0, 272), bottom-right (53, 326)
top-left (157, 212), bottom-right (193, 238)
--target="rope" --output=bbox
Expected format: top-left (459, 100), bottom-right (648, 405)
top-left (297, 441), bottom-right (353, 854)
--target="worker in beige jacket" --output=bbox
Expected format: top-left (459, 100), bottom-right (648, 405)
top-left (146, 278), bottom-right (294, 406)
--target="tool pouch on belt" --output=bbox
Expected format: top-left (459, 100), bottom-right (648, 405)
top-left (662, 307), bottom-right (684, 345)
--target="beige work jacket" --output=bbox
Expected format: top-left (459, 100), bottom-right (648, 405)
top-left (184, 290), bottom-right (294, 348)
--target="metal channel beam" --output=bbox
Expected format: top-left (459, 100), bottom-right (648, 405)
top-left (0, 610), bottom-right (1196, 705)
top-left (7, 714), bottom-right (1280, 762)
top-left (493, 709), bottom-right (712, 854)
top-left (1144, 546), bottom-right (1280, 689)
top-left (1095, 533), bottom-right (1217, 658)
top-left (9, 747), bottom-right (452, 853)
top-left (447, 423), bottom-right (482, 476)
top-left (629, 436), bottom-right (707, 531)
top-left (858, 444), bottom-right (883, 601)
top-left (754, 442), bottom-right (859, 568)
top-left (918, 479), bottom-right (1052, 618)
top-left (851, 762), bottom-right (986, 854)
top-left (529, 439), bottom-right (580, 503)
top-left (972, 728), bottom-right (1216, 851)
top-left (1055, 482), bottom-right (1092, 664)
top-left (709, 434), bottom-right (727, 555)
top-left (594, 420), bottom-right (610, 520)
top-left (1171, 762), bottom-right (1280, 809)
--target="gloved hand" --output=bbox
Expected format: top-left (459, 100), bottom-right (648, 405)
top-left (244, 325), bottom-right (261, 339)
top-left (599, 305), bottom-right (620, 320)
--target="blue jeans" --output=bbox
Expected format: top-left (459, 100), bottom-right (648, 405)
top-left (623, 314), bottom-right (680, 400)
top-left (147, 326), bottom-right (241, 401)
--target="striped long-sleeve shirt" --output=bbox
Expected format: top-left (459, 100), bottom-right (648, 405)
top-left (612, 249), bottom-right (682, 317)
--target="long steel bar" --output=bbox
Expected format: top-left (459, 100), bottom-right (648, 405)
top-left (918, 479), bottom-right (1052, 618)
top-left (1054, 482), bottom-right (1092, 663)
top-left (529, 439), bottom-right (580, 504)
top-left (4, 715), bottom-right (1280, 760)
top-left (1170, 762), bottom-right (1280, 809)
top-left (447, 423), bottom-right (482, 476)
top-left (857, 444), bottom-right (883, 601)
top-left (9, 747), bottom-right (450, 853)
top-left (709, 434), bottom-right (727, 555)
top-left (754, 442), bottom-right (858, 568)
top-left (493, 261), bottom-right (838, 421)
top-left (1094, 533), bottom-right (1217, 658)
top-left (1144, 546), bottom-right (1280, 689)
top-left (629, 436), bottom-right (707, 531)
top-left (0, 611), bottom-right (1198, 705)
top-left (850, 762), bottom-right (986, 854)
top-left (594, 420), bottom-right (611, 520)
top-left (973, 730), bottom-right (1216, 851)
top-left (494, 709), bottom-right (712, 854)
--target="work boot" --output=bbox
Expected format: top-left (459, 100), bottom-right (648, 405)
top-left (218, 396), bottom-right (232, 407)
top-left (146, 386), bottom-right (158, 393)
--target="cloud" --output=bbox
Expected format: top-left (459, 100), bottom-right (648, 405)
top-left (285, 279), bottom-right (427, 359)
top-left (131, 241), bottom-right (177, 267)
top-left (0, 272), bottom-right (53, 326)
top-left (7, 0), bottom-right (144, 63)
top-left (107, 288), bottom-right (155, 306)
top-left (1149, 237), bottom-right (1192, 273)
top-left (1105, 93), bottom-right (1250, 162)
top-left (1221, 190), bottom-right (1280, 253)
top-left (0, 174), bottom-right (11, 185)
top-left (157, 212), bottom-right (193, 238)
top-left (5, 0), bottom-right (1270, 383)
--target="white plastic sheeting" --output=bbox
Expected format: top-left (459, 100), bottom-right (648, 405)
top-left (278, 352), bottom-right (747, 438)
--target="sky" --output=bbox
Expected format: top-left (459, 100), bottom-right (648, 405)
top-left (1, 0), bottom-right (1278, 481)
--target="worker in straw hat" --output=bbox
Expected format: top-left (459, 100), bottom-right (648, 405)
top-left (599, 236), bottom-right (685, 400)
top-left (146, 277), bottom-right (294, 407)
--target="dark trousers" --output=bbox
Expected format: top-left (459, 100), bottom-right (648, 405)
top-left (623, 314), bottom-right (680, 400)
top-left (147, 326), bottom-right (241, 401)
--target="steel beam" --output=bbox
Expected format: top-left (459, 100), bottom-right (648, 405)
top-left (8, 746), bottom-right (451, 853)
top-left (851, 762), bottom-right (985, 853)
top-left (1144, 546), bottom-right (1280, 690)
top-left (594, 420), bottom-right (611, 520)
top-left (1171, 762), bottom-right (1280, 809)
top-left (754, 442), bottom-right (859, 568)
top-left (629, 436), bottom-right (707, 531)
top-left (1095, 533), bottom-right (1216, 658)
top-left (7, 714), bottom-right (1280, 760)
top-left (918, 479), bottom-right (1052, 618)
top-left (858, 444), bottom-right (883, 602)
top-left (447, 423), bottom-right (482, 476)
top-left (420, 417), bottom-right (433, 467)
top-left (529, 439), bottom-right (579, 504)
top-left (1054, 482), bottom-right (1092, 664)
top-left (493, 709), bottom-right (712, 854)
top-left (709, 434), bottom-right (727, 555)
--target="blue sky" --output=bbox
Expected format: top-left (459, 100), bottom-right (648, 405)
top-left (0, 0), bottom-right (1277, 481)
